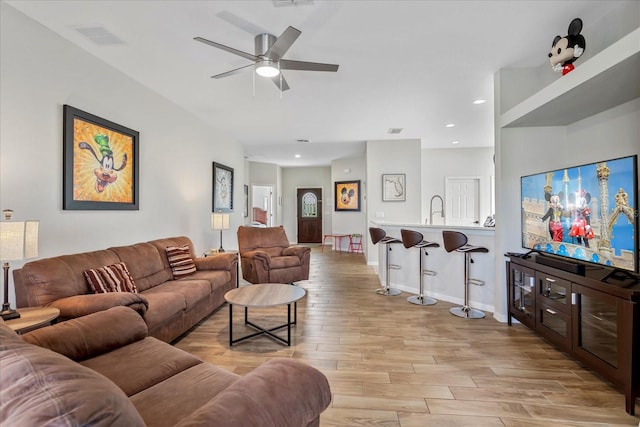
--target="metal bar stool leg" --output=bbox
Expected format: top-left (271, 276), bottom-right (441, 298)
top-left (449, 252), bottom-right (485, 319)
top-left (376, 243), bottom-right (401, 296)
top-left (407, 248), bottom-right (437, 305)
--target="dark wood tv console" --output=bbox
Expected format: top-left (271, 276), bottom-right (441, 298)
top-left (506, 253), bottom-right (640, 415)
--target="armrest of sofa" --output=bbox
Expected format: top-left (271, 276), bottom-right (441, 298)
top-left (21, 306), bottom-right (148, 362)
top-left (194, 252), bottom-right (237, 271)
top-left (49, 292), bottom-right (149, 320)
top-left (282, 245), bottom-right (311, 259)
top-left (175, 358), bottom-right (331, 427)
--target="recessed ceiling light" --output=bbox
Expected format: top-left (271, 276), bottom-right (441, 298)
top-left (294, 154), bottom-right (301, 158)
top-left (451, 141), bottom-right (460, 145)
top-left (473, 99), bottom-right (486, 105)
top-left (445, 123), bottom-right (455, 128)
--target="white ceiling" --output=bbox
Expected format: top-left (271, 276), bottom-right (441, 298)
top-left (7, 0), bottom-right (629, 167)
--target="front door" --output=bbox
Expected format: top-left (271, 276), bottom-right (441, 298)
top-left (297, 188), bottom-right (322, 243)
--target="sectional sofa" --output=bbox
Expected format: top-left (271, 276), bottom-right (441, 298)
top-left (13, 236), bottom-right (236, 343)
top-left (1, 306), bottom-right (332, 426)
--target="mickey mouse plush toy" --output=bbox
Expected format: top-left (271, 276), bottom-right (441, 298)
top-left (549, 18), bottom-right (586, 75)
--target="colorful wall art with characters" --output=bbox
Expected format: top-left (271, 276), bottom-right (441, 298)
top-left (63, 105), bottom-right (139, 210)
top-left (549, 18), bottom-right (586, 76)
top-left (334, 180), bottom-right (361, 212)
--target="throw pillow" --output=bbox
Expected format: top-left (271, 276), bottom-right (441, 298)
top-left (84, 262), bottom-right (138, 294)
top-left (165, 245), bottom-right (197, 279)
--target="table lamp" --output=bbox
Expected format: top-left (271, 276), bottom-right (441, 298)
top-left (211, 212), bottom-right (230, 253)
top-left (1, 210), bottom-right (39, 320)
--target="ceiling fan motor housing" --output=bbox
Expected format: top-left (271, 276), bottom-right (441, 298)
top-left (255, 33), bottom-right (276, 57)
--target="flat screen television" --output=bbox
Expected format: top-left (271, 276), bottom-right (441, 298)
top-left (521, 155), bottom-right (638, 273)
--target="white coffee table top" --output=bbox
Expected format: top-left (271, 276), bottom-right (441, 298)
top-left (225, 283), bottom-right (305, 308)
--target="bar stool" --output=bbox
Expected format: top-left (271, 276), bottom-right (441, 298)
top-left (442, 230), bottom-right (488, 319)
top-left (368, 227), bottom-right (402, 296)
top-left (400, 229), bottom-right (439, 306)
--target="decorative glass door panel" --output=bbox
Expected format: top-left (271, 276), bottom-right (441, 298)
top-left (301, 192), bottom-right (318, 218)
top-left (509, 264), bottom-right (535, 328)
top-left (573, 284), bottom-right (618, 368)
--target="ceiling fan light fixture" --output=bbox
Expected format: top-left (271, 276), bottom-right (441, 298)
top-left (256, 59), bottom-right (280, 77)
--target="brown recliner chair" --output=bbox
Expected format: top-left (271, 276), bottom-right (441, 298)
top-left (237, 226), bottom-right (311, 284)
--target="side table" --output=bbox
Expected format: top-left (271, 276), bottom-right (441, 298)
top-left (5, 307), bottom-right (60, 334)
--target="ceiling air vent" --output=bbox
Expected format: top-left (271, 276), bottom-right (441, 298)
top-left (273, 0), bottom-right (314, 7)
top-left (388, 128), bottom-right (403, 134)
top-left (296, 139), bottom-right (311, 143)
top-left (74, 26), bottom-right (125, 45)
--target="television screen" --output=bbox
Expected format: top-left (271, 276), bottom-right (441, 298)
top-left (521, 155), bottom-right (638, 272)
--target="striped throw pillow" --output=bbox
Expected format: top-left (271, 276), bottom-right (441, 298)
top-left (165, 245), bottom-right (197, 279)
top-left (84, 262), bottom-right (138, 294)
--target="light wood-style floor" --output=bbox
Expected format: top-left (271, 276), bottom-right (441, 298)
top-left (174, 247), bottom-right (640, 426)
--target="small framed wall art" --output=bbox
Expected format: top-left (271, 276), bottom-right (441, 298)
top-left (63, 105), bottom-right (139, 210)
top-left (213, 162), bottom-right (233, 212)
top-left (382, 173), bottom-right (406, 202)
top-left (335, 180), bottom-right (361, 212)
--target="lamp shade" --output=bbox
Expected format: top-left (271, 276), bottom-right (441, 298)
top-left (211, 213), bottom-right (230, 231)
top-left (0, 220), bottom-right (38, 261)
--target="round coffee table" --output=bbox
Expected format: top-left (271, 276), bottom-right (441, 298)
top-left (224, 283), bottom-right (305, 347)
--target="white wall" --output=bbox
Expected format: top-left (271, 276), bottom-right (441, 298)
top-left (0, 4), bottom-right (245, 303)
top-left (366, 139), bottom-right (422, 263)
top-left (281, 166), bottom-right (331, 243)
top-left (422, 147), bottom-right (495, 225)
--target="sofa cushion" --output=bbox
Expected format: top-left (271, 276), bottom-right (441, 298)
top-left (130, 363), bottom-right (240, 427)
top-left (81, 336), bottom-right (202, 396)
top-left (138, 291), bottom-right (187, 330)
top-left (109, 242), bottom-right (171, 292)
top-left (166, 245), bottom-right (197, 279)
top-left (144, 280), bottom-right (211, 310)
top-left (84, 262), bottom-right (138, 294)
top-left (14, 249), bottom-right (121, 307)
top-left (0, 321), bottom-right (145, 427)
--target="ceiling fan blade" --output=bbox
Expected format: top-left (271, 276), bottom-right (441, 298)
top-left (271, 74), bottom-right (290, 91)
top-left (265, 26), bottom-right (301, 60)
top-left (212, 63), bottom-right (255, 79)
top-left (279, 59), bottom-right (339, 72)
top-left (194, 37), bottom-right (257, 62)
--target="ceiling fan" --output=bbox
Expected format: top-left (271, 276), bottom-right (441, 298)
top-left (194, 26), bottom-right (339, 91)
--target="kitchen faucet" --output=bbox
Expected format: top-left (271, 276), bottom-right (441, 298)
top-left (429, 195), bottom-right (445, 224)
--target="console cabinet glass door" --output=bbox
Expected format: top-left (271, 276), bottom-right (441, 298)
top-left (572, 284), bottom-right (618, 369)
top-left (509, 264), bottom-right (535, 328)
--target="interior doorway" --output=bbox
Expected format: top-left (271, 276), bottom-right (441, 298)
top-left (251, 185), bottom-right (273, 227)
top-left (445, 177), bottom-right (480, 226)
top-left (297, 188), bottom-right (322, 243)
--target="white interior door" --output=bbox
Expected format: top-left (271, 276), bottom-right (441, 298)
top-left (446, 177), bottom-right (480, 226)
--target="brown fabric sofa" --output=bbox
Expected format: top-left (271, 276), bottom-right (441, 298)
top-left (237, 226), bottom-right (311, 284)
top-left (13, 236), bottom-right (237, 343)
top-left (0, 306), bottom-right (332, 427)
